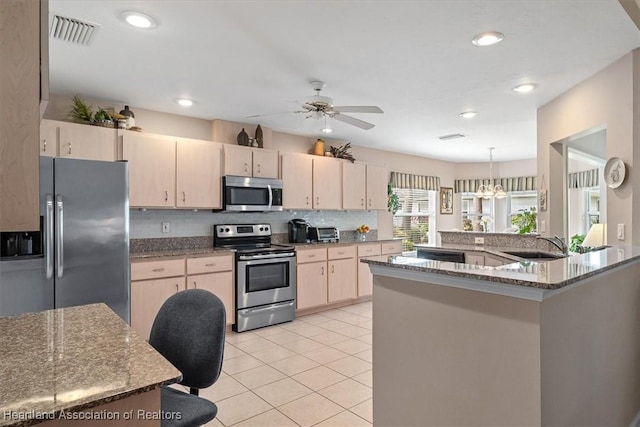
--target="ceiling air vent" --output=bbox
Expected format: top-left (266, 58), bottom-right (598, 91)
top-left (50, 14), bottom-right (99, 46)
top-left (437, 133), bottom-right (467, 141)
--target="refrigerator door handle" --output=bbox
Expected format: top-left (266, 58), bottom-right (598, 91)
top-left (46, 194), bottom-right (54, 279)
top-left (56, 195), bottom-right (64, 278)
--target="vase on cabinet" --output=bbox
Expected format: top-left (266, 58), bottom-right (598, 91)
top-left (359, 233), bottom-right (367, 242)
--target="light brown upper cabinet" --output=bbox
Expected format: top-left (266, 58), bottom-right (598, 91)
top-left (40, 119), bottom-right (58, 158)
top-left (342, 162), bottom-right (367, 210)
top-left (57, 121), bottom-right (117, 161)
top-left (281, 152), bottom-right (313, 210)
top-left (312, 156), bottom-right (342, 210)
top-left (122, 132), bottom-right (176, 208)
top-left (223, 144), bottom-right (278, 178)
top-left (366, 164), bottom-right (389, 210)
top-left (0, 0), bottom-right (41, 231)
top-left (176, 138), bottom-right (222, 209)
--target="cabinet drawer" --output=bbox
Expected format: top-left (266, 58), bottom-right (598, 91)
top-left (187, 255), bottom-right (233, 275)
top-left (381, 241), bottom-right (402, 255)
top-left (328, 245), bottom-right (356, 260)
top-left (297, 247), bottom-right (328, 264)
top-left (131, 259), bottom-right (185, 281)
top-left (358, 243), bottom-right (381, 257)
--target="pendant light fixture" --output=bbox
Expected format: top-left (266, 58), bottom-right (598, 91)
top-left (475, 147), bottom-right (507, 199)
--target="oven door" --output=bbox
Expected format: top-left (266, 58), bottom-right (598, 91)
top-left (236, 253), bottom-right (296, 309)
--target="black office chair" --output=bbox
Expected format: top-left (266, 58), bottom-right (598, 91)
top-left (149, 289), bottom-right (226, 427)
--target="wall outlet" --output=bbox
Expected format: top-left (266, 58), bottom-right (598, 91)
top-left (474, 237), bottom-right (484, 245)
top-left (617, 224), bottom-right (625, 240)
top-left (162, 222), bottom-right (170, 233)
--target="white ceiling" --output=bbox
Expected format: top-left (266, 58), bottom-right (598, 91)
top-left (48, 1), bottom-right (640, 163)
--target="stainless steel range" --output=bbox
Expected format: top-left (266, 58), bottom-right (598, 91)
top-left (214, 224), bottom-right (296, 332)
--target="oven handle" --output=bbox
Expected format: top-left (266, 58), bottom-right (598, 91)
top-left (246, 301), bottom-right (295, 314)
top-left (238, 252), bottom-right (296, 261)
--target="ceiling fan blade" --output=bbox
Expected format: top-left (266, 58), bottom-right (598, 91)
top-left (333, 113), bottom-right (375, 130)
top-left (245, 111), bottom-right (295, 118)
top-left (333, 106), bottom-right (383, 114)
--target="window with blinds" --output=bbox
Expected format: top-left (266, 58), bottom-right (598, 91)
top-left (392, 188), bottom-right (436, 252)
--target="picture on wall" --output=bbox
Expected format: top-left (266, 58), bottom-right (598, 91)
top-left (440, 187), bottom-right (453, 214)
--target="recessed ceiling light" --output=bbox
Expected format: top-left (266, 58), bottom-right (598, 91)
top-left (120, 10), bottom-right (157, 29)
top-left (176, 98), bottom-right (194, 107)
top-left (512, 83), bottom-right (537, 93)
top-left (321, 128), bottom-right (333, 134)
top-left (471, 31), bottom-right (504, 47)
top-left (459, 111), bottom-right (478, 119)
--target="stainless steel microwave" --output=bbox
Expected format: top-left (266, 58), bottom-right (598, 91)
top-left (223, 176), bottom-right (283, 212)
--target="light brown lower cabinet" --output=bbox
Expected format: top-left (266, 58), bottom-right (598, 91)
top-left (357, 241), bottom-right (402, 297)
top-left (296, 261), bottom-right (328, 310)
top-left (131, 253), bottom-right (234, 339)
top-left (187, 271), bottom-right (234, 325)
top-left (328, 258), bottom-right (357, 302)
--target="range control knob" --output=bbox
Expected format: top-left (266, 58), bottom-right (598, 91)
top-left (264, 226), bottom-right (269, 231)
top-left (259, 227), bottom-right (264, 231)
top-left (219, 227), bottom-right (224, 232)
top-left (225, 227), bottom-right (230, 232)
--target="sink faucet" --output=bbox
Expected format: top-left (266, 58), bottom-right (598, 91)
top-left (536, 235), bottom-right (568, 255)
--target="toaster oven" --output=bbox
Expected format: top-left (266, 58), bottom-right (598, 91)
top-left (308, 227), bottom-right (339, 243)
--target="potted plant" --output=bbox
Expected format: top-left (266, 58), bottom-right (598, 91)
top-left (387, 183), bottom-right (399, 214)
top-left (69, 95), bottom-right (94, 123)
top-left (511, 207), bottom-right (537, 234)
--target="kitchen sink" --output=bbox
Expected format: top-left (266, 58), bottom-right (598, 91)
top-left (501, 250), bottom-right (566, 260)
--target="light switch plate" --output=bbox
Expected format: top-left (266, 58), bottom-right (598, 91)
top-left (617, 224), bottom-right (624, 240)
top-left (474, 237), bottom-right (484, 245)
top-left (162, 222), bottom-right (170, 233)
top-left (540, 220), bottom-right (546, 233)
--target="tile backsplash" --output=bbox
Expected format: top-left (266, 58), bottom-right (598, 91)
top-left (130, 209), bottom-right (378, 239)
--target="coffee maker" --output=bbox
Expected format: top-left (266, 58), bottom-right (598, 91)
top-left (288, 219), bottom-right (310, 243)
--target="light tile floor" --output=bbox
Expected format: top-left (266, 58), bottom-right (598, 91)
top-left (201, 301), bottom-right (373, 426)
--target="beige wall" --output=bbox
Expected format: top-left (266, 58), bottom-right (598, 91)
top-left (540, 261), bottom-right (640, 425)
top-left (373, 274), bottom-right (542, 426)
top-left (537, 50), bottom-right (638, 244)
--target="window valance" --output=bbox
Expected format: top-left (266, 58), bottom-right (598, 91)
top-left (454, 176), bottom-right (537, 193)
top-left (568, 168), bottom-right (599, 189)
top-left (390, 172), bottom-right (440, 191)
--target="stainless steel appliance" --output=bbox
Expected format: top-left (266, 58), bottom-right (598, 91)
top-left (214, 224), bottom-right (296, 332)
top-left (288, 219), bottom-right (310, 243)
top-left (0, 157), bottom-right (130, 322)
top-left (309, 227), bottom-right (340, 243)
top-left (223, 176), bottom-right (283, 212)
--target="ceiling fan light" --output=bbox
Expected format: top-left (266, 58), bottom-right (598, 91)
top-left (321, 127), bottom-right (333, 134)
top-left (472, 31), bottom-right (504, 47)
top-left (176, 98), bottom-right (194, 107)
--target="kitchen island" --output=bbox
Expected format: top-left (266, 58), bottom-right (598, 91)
top-left (0, 304), bottom-right (181, 426)
top-left (363, 247), bottom-right (640, 426)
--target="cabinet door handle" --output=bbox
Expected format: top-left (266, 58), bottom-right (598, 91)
top-left (175, 284), bottom-right (179, 293)
top-left (361, 198), bottom-right (364, 206)
top-left (193, 281), bottom-right (197, 289)
top-left (368, 198), bottom-right (372, 207)
top-left (316, 196), bottom-right (320, 205)
top-left (306, 196), bottom-right (309, 205)
top-left (244, 162), bottom-right (249, 173)
top-left (257, 164), bottom-right (261, 174)
top-left (321, 266), bottom-right (324, 275)
top-left (152, 268), bottom-right (165, 272)
top-left (308, 254), bottom-right (315, 258)
top-left (182, 191), bottom-right (186, 202)
top-left (205, 263), bottom-right (216, 267)
top-left (338, 251), bottom-right (344, 255)
top-left (43, 139), bottom-right (47, 152)
top-left (68, 143), bottom-right (72, 155)
top-left (165, 191), bottom-right (168, 202)
top-left (331, 265), bottom-right (334, 273)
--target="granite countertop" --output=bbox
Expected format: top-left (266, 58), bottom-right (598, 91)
top-left (363, 246), bottom-right (640, 291)
top-left (0, 304), bottom-right (181, 427)
top-left (291, 238), bottom-right (400, 249)
top-left (130, 247), bottom-right (235, 260)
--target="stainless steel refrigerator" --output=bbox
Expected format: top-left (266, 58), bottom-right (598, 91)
top-left (0, 157), bottom-right (130, 322)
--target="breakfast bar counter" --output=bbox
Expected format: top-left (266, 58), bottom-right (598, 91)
top-left (364, 247), bottom-right (640, 426)
top-left (0, 304), bottom-right (181, 426)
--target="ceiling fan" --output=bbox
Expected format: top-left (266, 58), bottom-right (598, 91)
top-left (248, 81), bottom-right (383, 130)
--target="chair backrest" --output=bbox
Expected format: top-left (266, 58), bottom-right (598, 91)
top-left (149, 289), bottom-right (226, 389)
